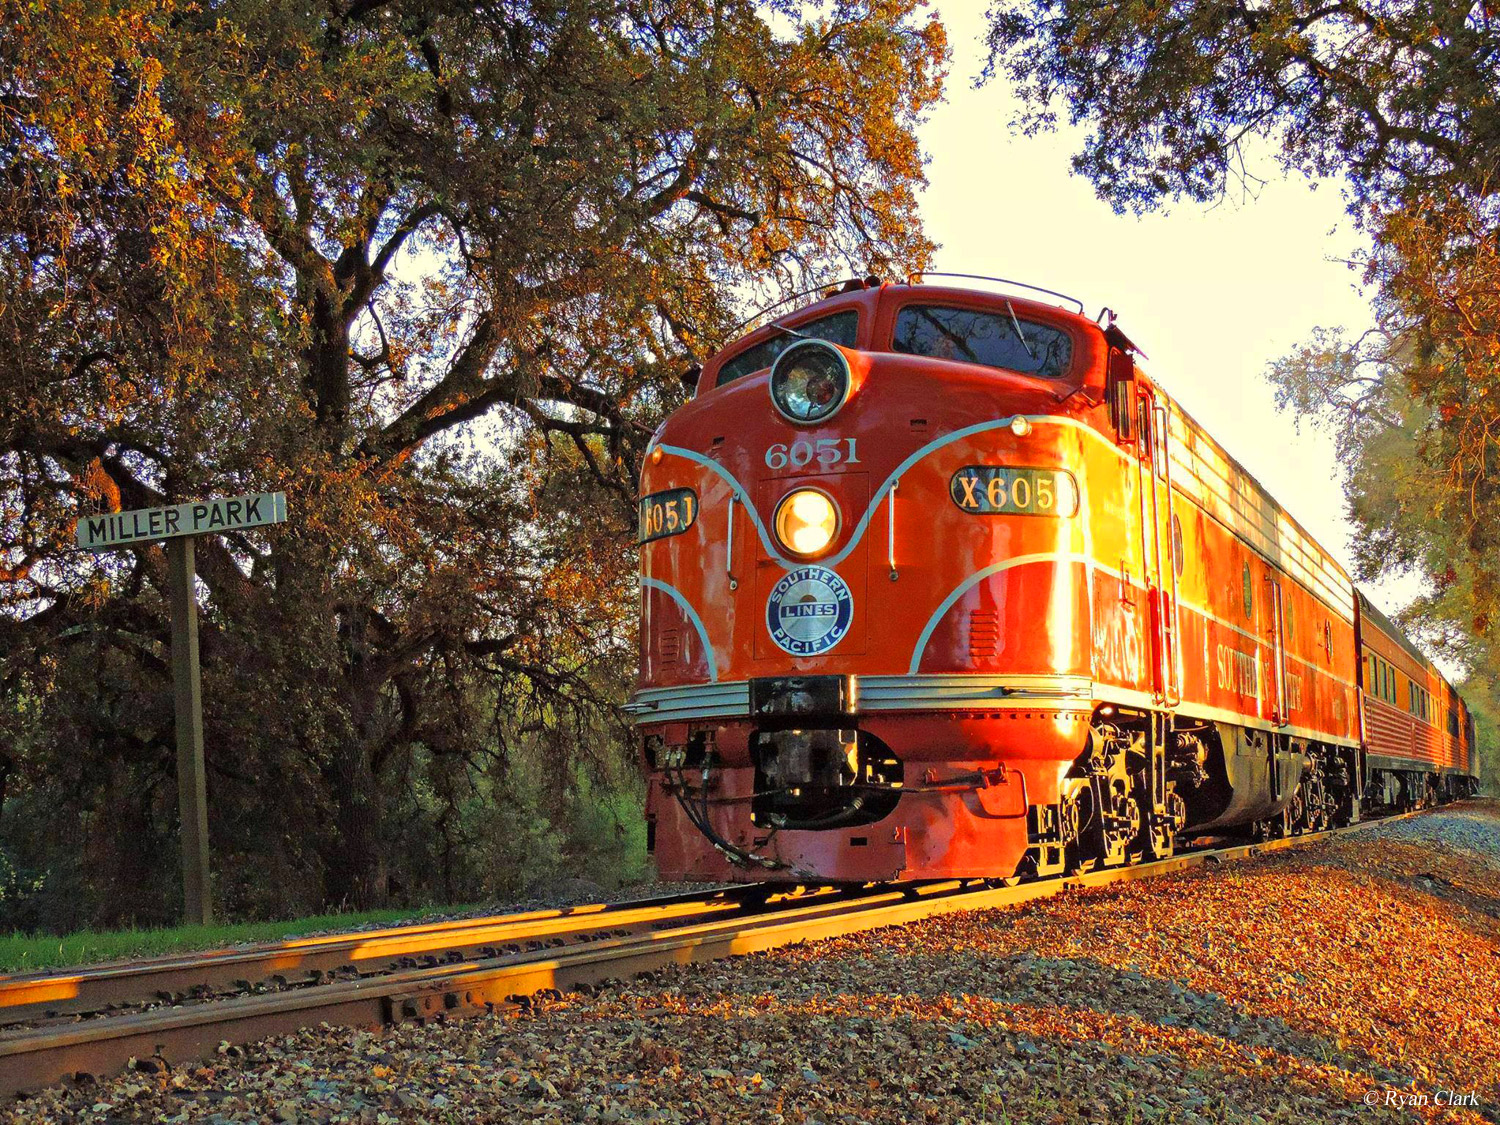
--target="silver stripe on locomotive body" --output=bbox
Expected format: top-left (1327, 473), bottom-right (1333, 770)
top-left (860, 674), bottom-right (1092, 710)
top-left (622, 681), bottom-right (750, 720)
top-left (628, 674), bottom-right (1363, 746)
top-left (626, 674), bottom-right (1094, 723)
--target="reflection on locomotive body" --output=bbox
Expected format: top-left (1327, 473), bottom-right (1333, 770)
top-left (628, 277), bottom-right (1479, 883)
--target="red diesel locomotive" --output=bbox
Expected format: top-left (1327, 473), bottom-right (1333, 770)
top-left (626, 276), bottom-right (1478, 883)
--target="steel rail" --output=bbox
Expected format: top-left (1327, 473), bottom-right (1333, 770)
top-left (0, 810), bottom-right (1423, 1097)
top-left (0, 885), bottom-right (837, 1025)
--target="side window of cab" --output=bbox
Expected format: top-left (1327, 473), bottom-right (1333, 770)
top-left (715, 310), bottom-right (860, 388)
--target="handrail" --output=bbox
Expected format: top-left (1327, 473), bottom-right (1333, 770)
top-left (1134, 394), bottom-right (1162, 704)
top-left (1271, 580), bottom-right (1291, 726)
top-left (1156, 403), bottom-right (1183, 708)
top-left (722, 271), bottom-right (1087, 347)
top-left (904, 272), bottom-right (1086, 314)
top-left (726, 495), bottom-right (738, 591)
top-left (887, 480), bottom-right (899, 580)
top-left (726, 276), bottom-right (875, 335)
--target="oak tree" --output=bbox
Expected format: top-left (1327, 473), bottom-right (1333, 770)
top-left (0, 0), bottom-right (947, 921)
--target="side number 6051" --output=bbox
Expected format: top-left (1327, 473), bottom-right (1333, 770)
top-left (765, 438), bottom-right (860, 471)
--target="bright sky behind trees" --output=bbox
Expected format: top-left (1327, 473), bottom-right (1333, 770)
top-left (916, 2), bottom-right (1428, 631)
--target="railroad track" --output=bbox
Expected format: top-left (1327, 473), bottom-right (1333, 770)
top-left (0, 810), bottom-right (1424, 1097)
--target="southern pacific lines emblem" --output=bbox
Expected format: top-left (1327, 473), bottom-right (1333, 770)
top-left (766, 565), bottom-right (854, 656)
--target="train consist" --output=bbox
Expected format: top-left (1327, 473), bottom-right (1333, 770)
top-left (625, 277), bottom-right (1479, 882)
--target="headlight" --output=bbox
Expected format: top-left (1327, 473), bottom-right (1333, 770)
top-left (774, 488), bottom-right (839, 557)
top-left (770, 340), bottom-right (850, 424)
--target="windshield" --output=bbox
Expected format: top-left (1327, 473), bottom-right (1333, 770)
top-left (892, 304), bottom-right (1073, 378)
top-left (716, 310), bottom-right (859, 388)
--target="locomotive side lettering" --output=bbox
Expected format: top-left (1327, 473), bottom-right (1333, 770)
top-left (638, 488), bottom-right (697, 544)
top-left (950, 466), bottom-right (1079, 517)
top-left (1216, 644), bottom-right (1259, 698)
top-left (1284, 670), bottom-right (1303, 713)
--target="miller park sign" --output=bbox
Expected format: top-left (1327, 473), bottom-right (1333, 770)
top-left (76, 491), bottom-right (286, 550)
top-left (76, 492), bottom-right (288, 923)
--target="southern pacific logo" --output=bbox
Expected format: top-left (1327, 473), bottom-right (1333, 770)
top-left (766, 566), bottom-right (853, 656)
top-left (781, 603), bottom-right (838, 618)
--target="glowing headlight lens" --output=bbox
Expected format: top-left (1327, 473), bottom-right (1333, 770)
top-left (770, 340), bottom-right (850, 424)
top-left (774, 488), bottom-right (839, 557)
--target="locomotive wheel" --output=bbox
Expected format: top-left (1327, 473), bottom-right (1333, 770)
top-left (1301, 758), bottom-right (1330, 831)
top-left (1134, 778), bottom-right (1183, 861)
top-left (1146, 790), bottom-right (1185, 860)
top-left (1287, 789), bottom-right (1306, 835)
top-left (1060, 779), bottom-right (1095, 876)
top-left (1146, 818), bottom-right (1173, 860)
top-left (1100, 791), bottom-right (1142, 868)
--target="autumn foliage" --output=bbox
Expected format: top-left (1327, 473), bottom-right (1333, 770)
top-left (0, 0), bottom-right (947, 926)
top-left (985, 0), bottom-right (1500, 782)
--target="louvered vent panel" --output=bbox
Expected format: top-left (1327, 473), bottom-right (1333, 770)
top-left (968, 610), bottom-right (1000, 660)
top-left (658, 629), bottom-right (682, 663)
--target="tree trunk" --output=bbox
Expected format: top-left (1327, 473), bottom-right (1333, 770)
top-left (322, 738), bottom-right (387, 909)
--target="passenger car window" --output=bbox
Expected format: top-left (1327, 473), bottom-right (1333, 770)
top-left (715, 310), bottom-right (859, 388)
top-left (892, 304), bottom-right (1073, 378)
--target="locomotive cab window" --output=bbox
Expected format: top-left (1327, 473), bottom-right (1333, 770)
top-left (892, 304), bottom-right (1073, 379)
top-left (716, 310), bottom-right (859, 388)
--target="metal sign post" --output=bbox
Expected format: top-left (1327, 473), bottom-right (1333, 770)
top-left (77, 492), bottom-right (287, 924)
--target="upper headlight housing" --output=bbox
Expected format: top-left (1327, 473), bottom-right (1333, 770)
top-left (770, 340), bottom-right (850, 424)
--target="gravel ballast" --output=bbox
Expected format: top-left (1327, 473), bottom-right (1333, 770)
top-left (10, 803), bottom-right (1499, 1124)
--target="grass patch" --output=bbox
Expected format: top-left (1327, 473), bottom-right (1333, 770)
top-left (0, 904), bottom-right (480, 973)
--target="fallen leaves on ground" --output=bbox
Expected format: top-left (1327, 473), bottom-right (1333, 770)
top-left (9, 804), bottom-right (1498, 1124)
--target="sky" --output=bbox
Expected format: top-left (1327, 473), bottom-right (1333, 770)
top-left (917, 3), bottom-right (1424, 628)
